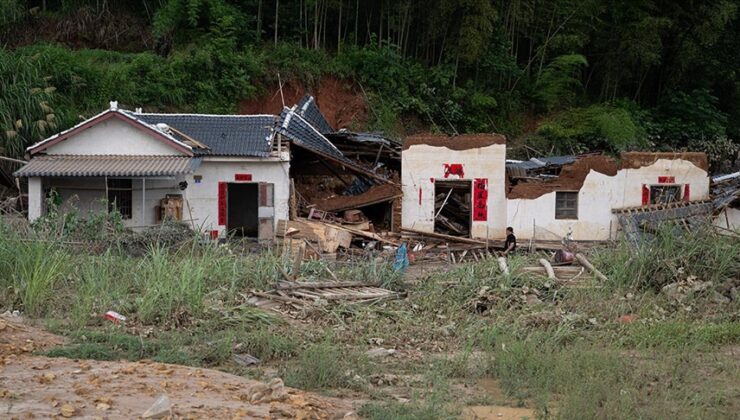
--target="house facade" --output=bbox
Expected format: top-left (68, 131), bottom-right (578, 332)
top-left (16, 102), bottom-right (289, 239)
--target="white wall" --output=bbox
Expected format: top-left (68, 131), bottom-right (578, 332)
top-left (184, 158), bottom-right (290, 235)
top-left (507, 159), bottom-right (710, 241)
top-left (44, 118), bottom-right (185, 156)
top-left (401, 143), bottom-right (507, 239)
top-left (27, 177), bottom-right (43, 221)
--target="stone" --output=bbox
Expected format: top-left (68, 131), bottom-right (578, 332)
top-left (366, 347), bottom-right (396, 358)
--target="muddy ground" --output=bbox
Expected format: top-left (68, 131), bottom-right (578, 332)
top-left (0, 315), bottom-right (355, 419)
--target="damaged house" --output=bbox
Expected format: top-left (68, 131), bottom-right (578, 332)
top-left (401, 134), bottom-right (712, 241)
top-left (14, 97), bottom-right (400, 240)
top-left (14, 96), bottom-right (718, 245)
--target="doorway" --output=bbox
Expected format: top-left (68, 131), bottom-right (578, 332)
top-left (227, 183), bottom-right (259, 237)
top-left (434, 180), bottom-right (472, 237)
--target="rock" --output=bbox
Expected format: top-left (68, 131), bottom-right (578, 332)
top-left (731, 287), bottom-right (739, 302)
top-left (232, 353), bottom-right (261, 366)
top-left (366, 347), bottom-right (396, 358)
top-left (141, 394), bottom-right (171, 419)
top-left (711, 291), bottom-right (730, 304)
top-left (60, 404), bottom-right (76, 418)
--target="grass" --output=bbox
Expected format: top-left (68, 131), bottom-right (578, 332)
top-left (2, 217), bottom-right (738, 418)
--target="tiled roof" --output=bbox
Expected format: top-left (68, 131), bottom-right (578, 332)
top-left (277, 107), bottom-right (344, 160)
top-left (296, 95), bottom-right (333, 134)
top-left (14, 155), bottom-right (201, 177)
top-left (131, 112), bottom-right (276, 157)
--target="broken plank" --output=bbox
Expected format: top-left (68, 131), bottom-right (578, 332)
top-left (401, 227), bottom-right (487, 245)
top-left (277, 281), bottom-right (381, 290)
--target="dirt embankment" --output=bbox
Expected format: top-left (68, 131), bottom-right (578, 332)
top-left (620, 152), bottom-right (709, 171)
top-left (508, 155), bottom-right (618, 199)
top-left (403, 133), bottom-right (507, 150)
top-left (0, 315), bottom-right (354, 419)
top-left (240, 76), bottom-right (368, 130)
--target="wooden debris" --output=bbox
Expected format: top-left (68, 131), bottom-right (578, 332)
top-left (401, 227), bottom-right (486, 245)
top-left (538, 258), bottom-right (556, 279)
top-left (575, 253), bottom-right (608, 281)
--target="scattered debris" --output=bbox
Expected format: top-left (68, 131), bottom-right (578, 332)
top-left (141, 394), bottom-right (172, 419)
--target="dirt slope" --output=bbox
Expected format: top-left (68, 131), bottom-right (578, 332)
top-left (239, 76), bottom-right (367, 130)
top-left (0, 315), bottom-right (354, 419)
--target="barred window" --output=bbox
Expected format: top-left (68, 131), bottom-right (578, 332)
top-left (107, 179), bottom-right (132, 219)
top-left (555, 191), bottom-right (578, 219)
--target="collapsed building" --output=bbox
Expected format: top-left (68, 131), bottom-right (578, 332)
top-left (14, 97), bottom-right (726, 248)
top-left (401, 135), bottom-right (713, 241)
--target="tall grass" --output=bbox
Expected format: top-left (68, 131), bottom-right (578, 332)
top-left (594, 225), bottom-right (740, 290)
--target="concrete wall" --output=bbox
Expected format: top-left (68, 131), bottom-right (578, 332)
top-left (44, 118), bottom-right (185, 156)
top-left (184, 157), bottom-right (290, 235)
top-left (401, 143), bottom-right (507, 239)
top-left (507, 159), bottom-right (710, 241)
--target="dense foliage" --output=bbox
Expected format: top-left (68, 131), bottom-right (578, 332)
top-left (1, 0), bottom-right (738, 166)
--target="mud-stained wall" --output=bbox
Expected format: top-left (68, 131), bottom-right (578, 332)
top-left (401, 141), bottom-right (507, 239)
top-left (507, 158), bottom-right (710, 241)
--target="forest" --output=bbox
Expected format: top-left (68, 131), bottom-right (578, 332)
top-left (1, 0), bottom-right (739, 167)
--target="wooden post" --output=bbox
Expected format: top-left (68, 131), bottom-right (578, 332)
top-left (575, 253), bottom-right (608, 282)
top-left (539, 258), bottom-right (556, 279)
top-left (292, 241), bottom-right (305, 280)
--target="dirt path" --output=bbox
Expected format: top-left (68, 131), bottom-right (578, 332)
top-left (0, 315), bottom-right (356, 419)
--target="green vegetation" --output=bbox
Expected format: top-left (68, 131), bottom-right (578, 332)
top-left (2, 215), bottom-right (736, 418)
top-left (1, 0), bottom-right (738, 166)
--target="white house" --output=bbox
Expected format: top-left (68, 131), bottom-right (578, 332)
top-left (15, 102), bottom-right (289, 239)
top-left (401, 134), bottom-right (711, 241)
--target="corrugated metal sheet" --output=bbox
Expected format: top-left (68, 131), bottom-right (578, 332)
top-left (14, 155), bottom-right (201, 177)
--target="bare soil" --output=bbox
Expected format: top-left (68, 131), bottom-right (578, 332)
top-left (239, 76), bottom-right (368, 130)
top-left (508, 155), bottom-right (618, 199)
top-left (0, 315), bottom-right (355, 419)
top-left (403, 134), bottom-right (507, 150)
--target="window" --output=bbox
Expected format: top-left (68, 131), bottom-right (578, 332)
top-left (107, 179), bottom-right (132, 219)
top-left (650, 185), bottom-right (681, 205)
top-left (555, 191), bottom-right (578, 219)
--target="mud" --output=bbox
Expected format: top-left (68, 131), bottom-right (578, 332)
top-left (0, 316), bottom-right (354, 419)
top-left (313, 184), bottom-right (402, 212)
top-left (508, 155), bottom-right (618, 199)
top-left (239, 76), bottom-right (367, 130)
top-left (403, 133), bottom-right (507, 150)
top-left (620, 152), bottom-right (709, 171)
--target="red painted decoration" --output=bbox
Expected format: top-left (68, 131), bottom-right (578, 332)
top-left (658, 176), bottom-right (675, 184)
top-left (210, 230), bottom-right (219, 240)
top-left (218, 182), bottom-right (227, 225)
top-left (642, 185), bottom-right (650, 205)
top-left (235, 173), bottom-right (252, 181)
top-left (429, 177), bottom-right (435, 183)
top-left (473, 178), bottom-right (488, 221)
top-left (418, 187), bottom-right (422, 205)
top-left (443, 163), bottom-right (465, 178)
top-left (683, 184), bottom-right (690, 202)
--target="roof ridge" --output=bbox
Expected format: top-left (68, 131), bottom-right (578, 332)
top-left (131, 112), bottom-right (276, 118)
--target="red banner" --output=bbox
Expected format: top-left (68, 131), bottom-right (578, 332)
top-left (218, 182), bottom-right (227, 225)
top-left (473, 178), bottom-right (488, 221)
top-left (235, 173), bottom-right (252, 181)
